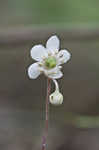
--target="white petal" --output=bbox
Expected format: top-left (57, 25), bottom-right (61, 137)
top-left (28, 63), bottom-right (41, 79)
top-left (44, 66), bottom-right (59, 75)
top-left (48, 70), bottom-right (63, 79)
top-left (57, 50), bottom-right (71, 65)
top-left (30, 45), bottom-right (48, 61)
top-left (44, 66), bottom-right (63, 79)
top-left (46, 35), bottom-right (60, 53)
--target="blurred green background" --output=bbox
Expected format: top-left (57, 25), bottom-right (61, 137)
top-left (1, 0), bottom-right (99, 27)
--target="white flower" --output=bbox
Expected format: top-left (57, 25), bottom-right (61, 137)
top-left (49, 79), bottom-right (63, 105)
top-left (28, 35), bottom-right (71, 79)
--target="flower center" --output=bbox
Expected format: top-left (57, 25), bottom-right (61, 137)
top-left (45, 57), bottom-right (56, 69)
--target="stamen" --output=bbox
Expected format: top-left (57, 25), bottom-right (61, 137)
top-left (42, 56), bottom-right (46, 60)
top-left (59, 54), bottom-right (63, 58)
top-left (59, 66), bottom-right (62, 69)
top-left (38, 62), bottom-right (43, 66)
top-left (54, 49), bottom-right (58, 54)
top-left (48, 52), bottom-right (52, 56)
top-left (61, 60), bottom-right (65, 64)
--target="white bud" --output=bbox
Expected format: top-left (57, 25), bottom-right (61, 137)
top-left (49, 90), bottom-right (63, 105)
top-left (49, 79), bottom-right (63, 106)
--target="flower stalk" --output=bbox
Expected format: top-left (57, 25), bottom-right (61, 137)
top-left (42, 78), bottom-right (51, 150)
top-left (27, 35), bottom-right (71, 150)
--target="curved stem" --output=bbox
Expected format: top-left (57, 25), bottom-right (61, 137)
top-left (41, 78), bottom-right (51, 150)
top-left (53, 79), bottom-right (59, 91)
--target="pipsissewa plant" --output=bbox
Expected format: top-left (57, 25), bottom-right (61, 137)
top-left (28, 35), bottom-right (71, 150)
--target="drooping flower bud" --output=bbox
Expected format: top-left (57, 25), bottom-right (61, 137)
top-left (49, 90), bottom-right (63, 105)
top-left (49, 79), bottom-right (63, 105)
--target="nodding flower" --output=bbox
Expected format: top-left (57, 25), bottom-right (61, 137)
top-left (49, 79), bottom-right (63, 105)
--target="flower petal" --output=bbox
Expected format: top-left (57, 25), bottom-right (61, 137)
top-left (44, 66), bottom-right (58, 75)
top-left (30, 45), bottom-right (48, 61)
top-left (57, 50), bottom-right (71, 65)
top-left (43, 66), bottom-right (63, 79)
top-left (28, 63), bottom-right (41, 79)
top-left (48, 70), bottom-right (63, 79)
top-left (46, 35), bottom-right (60, 53)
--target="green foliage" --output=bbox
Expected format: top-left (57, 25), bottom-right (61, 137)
top-left (1, 0), bottom-right (99, 26)
top-left (75, 116), bottom-right (99, 128)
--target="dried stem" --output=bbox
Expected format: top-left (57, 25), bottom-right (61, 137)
top-left (41, 78), bottom-right (51, 150)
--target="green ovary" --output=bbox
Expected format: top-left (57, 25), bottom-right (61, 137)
top-left (45, 57), bottom-right (57, 69)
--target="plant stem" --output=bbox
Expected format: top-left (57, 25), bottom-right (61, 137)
top-left (41, 78), bottom-right (51, 150)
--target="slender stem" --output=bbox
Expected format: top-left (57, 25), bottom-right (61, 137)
top-left (41, 78), bottom-right (51, 150)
